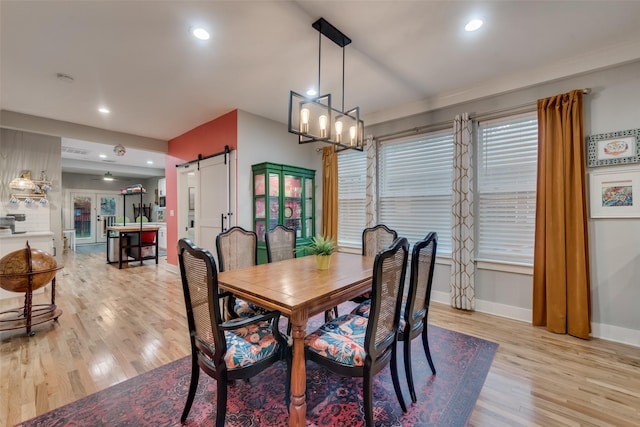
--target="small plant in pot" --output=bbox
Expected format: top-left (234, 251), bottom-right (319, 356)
top-left (300, 234), bottom-right (336, 270)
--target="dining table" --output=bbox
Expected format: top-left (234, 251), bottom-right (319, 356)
top-left (217, 251), bottom-right (375, 427)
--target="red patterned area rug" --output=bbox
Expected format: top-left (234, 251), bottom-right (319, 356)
top-left (17, 325), bottom-right (497, 427)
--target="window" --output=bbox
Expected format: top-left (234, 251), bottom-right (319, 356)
top-left (378, 130), bottom-right (454, 253)
top-left (477, 112), bottom-right (538, 264)
top-left (337, 150), bottom-right (367, 248)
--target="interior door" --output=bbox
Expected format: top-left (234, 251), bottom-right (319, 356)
top-left (70, 192), bottom-right (95, 244)
top-left (96, 194), bottom-right (118, 243)
top-left (197, 152), bottom-right (236, 260)
top-left (69, 191), bottom-right (120, 244)
top-left (177, 150), bottom-right (235, 262)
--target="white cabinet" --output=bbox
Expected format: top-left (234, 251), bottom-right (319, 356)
top-left (158, 224), bottom-right (167, 250)
top-left (158, 178), bottom-right (166, 197)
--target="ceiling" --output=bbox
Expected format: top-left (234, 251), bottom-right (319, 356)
top-left (2, 1), bottom-right (640, 178)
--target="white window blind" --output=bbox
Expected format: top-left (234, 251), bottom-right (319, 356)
top-left (338, 150), bottom-right (367, 248)
top-left (378, 130), bottom-right (453, 253)
top-left (477, 112), bottom-right (538, 264)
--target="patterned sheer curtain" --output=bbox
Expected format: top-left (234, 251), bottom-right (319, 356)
top-left (450, 113), bottom-right (475, 310)
top-left (365, 136), bottom-right (376, 227)
top-left (533, 90), bottom-right (591, 339)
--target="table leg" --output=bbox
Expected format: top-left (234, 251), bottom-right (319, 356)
top-left (289, 309), bottom-right (308, 427)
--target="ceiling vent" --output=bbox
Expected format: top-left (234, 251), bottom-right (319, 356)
top-left (62, 146), bottom-right (90, 155)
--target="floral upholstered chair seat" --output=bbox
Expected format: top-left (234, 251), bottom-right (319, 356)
top-left (351, 300), bottom-right (408, 333)
top-left (218, 320), bottom-right (282, 369)
top-left (304, 314), bottom-right (369, 366)
top-left (233, 299), bottom-right (270, 318)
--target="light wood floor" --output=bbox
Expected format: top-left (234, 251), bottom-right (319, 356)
top-left (1, 246), bottom-right (638, 427)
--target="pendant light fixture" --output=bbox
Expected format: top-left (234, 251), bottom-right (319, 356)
top-left (288, 18), bottom-right (364, 152)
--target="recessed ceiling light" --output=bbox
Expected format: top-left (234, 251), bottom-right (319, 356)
top-left (98, 107), bottom-right (110, 114)
top-left (306, 88), bottom-right (317, 97)
top-left (99, 154), bottom-right (107, 159)
top-left (191, 27), bottom-right (210, 40)
top-left (465, 19), bottom-right (484, 32)
top-left (147, 160), bottom-right (154, 165)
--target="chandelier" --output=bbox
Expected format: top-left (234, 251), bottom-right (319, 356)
top-left (288, 18), bottom-right (364, 152)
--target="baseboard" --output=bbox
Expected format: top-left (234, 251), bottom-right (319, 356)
top-left (591, 323), bottom-right (640, 347)
top-left (431, 290), bottom-right (640, 347)
top-left (164, 263), bottom-right (179, 275)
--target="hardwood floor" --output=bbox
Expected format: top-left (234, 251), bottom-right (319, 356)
top-left (1, 246), bottom-right (638, 426)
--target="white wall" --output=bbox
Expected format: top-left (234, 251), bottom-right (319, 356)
top-left (235, 110), bottom-right (323, 230)
top-left (368, 60), bottom-right (640, 346)
top-left (0, 128), bottom-right (62, 262)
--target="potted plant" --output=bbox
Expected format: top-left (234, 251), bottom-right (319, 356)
top-left (300, 234), bottom-right (336, 270)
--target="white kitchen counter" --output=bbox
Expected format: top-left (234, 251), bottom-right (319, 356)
top-left (0, 231), bottom-right (55, 241)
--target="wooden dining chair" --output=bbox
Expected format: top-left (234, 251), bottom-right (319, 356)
top-left (352, 232), bottom-right (438, 403)
top-left (265, 225), bottom-right (337, 328)
top-left (216, 226), bottom-right (266, 318)
top-left (265, 225), bottom-right (296, 263)
top-left (177, 238), bottom-right (290, 427)
top-left (350, 224), bottom-right (399, 303)
top-left (363, 224), bottom-right (398, 257)
top-left (305, 237), bottom-right (409, 426)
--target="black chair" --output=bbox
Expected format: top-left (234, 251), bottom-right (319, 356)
top-left (177, 238), bottom-right (290, 427)
top-left (265, 225), bottom-right (296, 263)
top-left (305, 237), bottom-right (409, 426)
top-left (265, 225), bottom-right (337, 328)
top-left (363, 224), bottom-right (398, 257)
top-left (351, 224), bottom-right (399, 303)
top-left (352, 232), bottom-right (438, 403)
top-left (216, 226), bottom-right (266, 318)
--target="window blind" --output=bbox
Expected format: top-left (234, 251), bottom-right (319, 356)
top-left (378, 130), bottom-right (453, 252)
top-left (338, 150), bottom-right (367, 248)
top-left (477, 112), bottom-right (538, 263)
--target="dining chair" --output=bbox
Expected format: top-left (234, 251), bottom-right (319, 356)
top-left (265, 225), bottom-right (296, 263)
top-left (305, 237), bottom-right (409, 426)
top-left (265, 225), bottom-right (337, 327)
top-left (363, 224), bottom-right (398, 257)
top-left (177, 238), bottom-right (290, 427)
top-left (216, 226), bottom-right (266, 318)
top-left (351, 224), bottom-right (399, 303)
top-left (352, 232), bottom-right (438, 403)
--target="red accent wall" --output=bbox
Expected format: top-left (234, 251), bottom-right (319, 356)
top-left (165, 110), bottom-right (238, 265)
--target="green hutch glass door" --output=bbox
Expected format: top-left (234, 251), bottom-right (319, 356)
top-left (252, 162), bottom-right (316, 263)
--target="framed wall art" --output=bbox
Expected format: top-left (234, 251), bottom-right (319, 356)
top-left (586, 128), bottom-right (640, 167)
top-left (589, 169), bottom-right (640, 218)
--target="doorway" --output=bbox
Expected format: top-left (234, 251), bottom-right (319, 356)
top-left (177, 150), bottom-right (236, 260)
top-left (66, 190), bottom-right (120, 244)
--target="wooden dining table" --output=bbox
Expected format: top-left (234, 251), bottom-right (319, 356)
top-left (217, 252), bottom-right (375, 427)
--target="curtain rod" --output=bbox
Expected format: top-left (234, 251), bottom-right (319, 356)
top-left (470, 88), bottom-right (591, 122)
top-left (327, 88), bottom-right (592, 145)
top-left (374, 119), bottom-right (454, 142)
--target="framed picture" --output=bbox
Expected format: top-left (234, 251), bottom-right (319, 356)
top-left (188, 187), bottom-right (195, 210)
top-left (589, 169), bottom-right (640, 218)
top-left (587, 128), bottom-right (640, 167)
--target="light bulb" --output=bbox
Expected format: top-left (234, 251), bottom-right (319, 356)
top-left (300, 108), bottom-right (310, 133)
top-left (335, 120), bottom-right (343, 143)
top-left (319, 115), bottom-right (328, 138)
top-left (349, 126), bottom-right (357, 146)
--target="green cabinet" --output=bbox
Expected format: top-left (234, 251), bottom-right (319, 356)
top-left (252, 162), bottom-right (316, 264)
